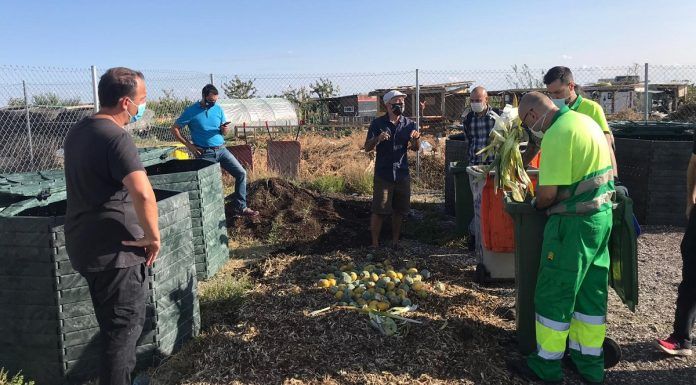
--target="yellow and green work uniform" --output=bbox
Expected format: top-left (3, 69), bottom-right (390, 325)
top-left (527, 105), bottom-right (615, 383)
top-left (570, 94), bottom-right (610, 135)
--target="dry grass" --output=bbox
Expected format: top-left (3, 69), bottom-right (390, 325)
top-left (150, 244), bottom-right (523, 385)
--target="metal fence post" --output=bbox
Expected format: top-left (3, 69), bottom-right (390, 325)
top-left (644, 63), bottom-right (649, 123)
top-left (415, 68), bottom-right (420, 181)
top-left (91, 65), bottom-right (100, 113)
top-left (22, 80), bottom-right (35, 167)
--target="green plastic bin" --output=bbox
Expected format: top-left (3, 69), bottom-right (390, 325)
top-left (0, 189), bottom-right (200, 384)
top-left (451, 161), bottom-right (473, 236)
top-left (0, 146), bottom-right (177, 217)
top-left (504, 194), bottom-right (638, 356)
top-left (145, 159), bottom-right (230, 280)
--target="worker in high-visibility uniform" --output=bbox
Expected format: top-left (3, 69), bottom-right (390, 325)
top-left (510, 92), bottom-right (615, 384)
top-left (523, 66), bottom-right (626, 196)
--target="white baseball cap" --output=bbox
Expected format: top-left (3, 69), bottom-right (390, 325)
top-left (383, 90), bottom-right (407, 104)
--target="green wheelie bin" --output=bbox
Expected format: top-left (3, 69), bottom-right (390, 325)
top-left (451, 161), bottom-right (473, 237)
top-left (504, 193), bottom-right (638, 367)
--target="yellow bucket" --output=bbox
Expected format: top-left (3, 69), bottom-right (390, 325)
top-left (172, 144), bottom-right (190, 160)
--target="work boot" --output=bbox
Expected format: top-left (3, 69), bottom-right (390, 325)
top-left (563, 356), bottom-right (605, 385)
top-left (656, 335), bottom-right (693, 356)
top-left (507, 358), bottom-right (562, 384)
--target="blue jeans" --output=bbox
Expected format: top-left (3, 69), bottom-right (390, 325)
top-left (198, 147), bottom-right (247, 211)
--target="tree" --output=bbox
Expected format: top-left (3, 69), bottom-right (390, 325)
top-left (147, 89), bottom-right (193, 120)
top-left (309, 78), bottom-right (339, 99)
top-left (7, 97), bottom-right (25, 107)
top-left (505, 64), bottom-right (545, 89)
top-left (309, 78), bottom-right (339, 124)
top-left (269, 86), bottom-right (323, 124)
top-left (627, 63), bottom-right (641, 78)
top-left (30, 92), bottom-right (81, 107)
top-left (222, 76), bottom-right (257, 99)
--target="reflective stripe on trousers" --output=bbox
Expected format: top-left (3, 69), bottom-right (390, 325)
top-left (535, 313), bottom-right (569, 360)
top-left (568, 312), bottom-right (606, 357)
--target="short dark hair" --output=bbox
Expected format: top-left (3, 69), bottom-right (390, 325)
top-left (98, 67), bottom-right (144, 108)
top-left (543, 66), bottom-right (574, 86)
top-left (202, 84), bottom-right (218, 98)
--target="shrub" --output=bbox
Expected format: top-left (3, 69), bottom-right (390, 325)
top-left (306, 175), bottom-right (346, 194)
top-left (343, 165), bottom-right (373, 195)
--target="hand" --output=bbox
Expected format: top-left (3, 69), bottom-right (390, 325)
top-left (410, 130), bottom-right (421, 140)
top-left (220, 122), bottom-right (231, 135)
top-left (615, 184), bottom-right (629, 197)
top-left (186, 143), bottom-right (202, 157)
top-left (123, 237), bottom-right (161, 267)
top-left (378, 131), bottom-right (390, 143)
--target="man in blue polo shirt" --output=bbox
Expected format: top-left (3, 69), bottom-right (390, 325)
top-left (364, 90), bottom-right (421, 250)
top-left (171, 84), bottom-right (258, 217)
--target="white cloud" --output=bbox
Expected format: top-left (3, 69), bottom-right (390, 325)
top-left (561, 54), bottom-right (573, 60)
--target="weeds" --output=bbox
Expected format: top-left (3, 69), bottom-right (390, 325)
top-left (198, 273), bottom-right (252, 329)
top-left (0, 369), bottom-right (34, 385)
top-left (305, 175), bottom-right (346, 194)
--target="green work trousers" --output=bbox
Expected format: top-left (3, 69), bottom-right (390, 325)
top-left (527, 209), bottom-right (612, 383)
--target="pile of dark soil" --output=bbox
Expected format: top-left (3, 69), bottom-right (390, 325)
top-left (226, 178), bottom-right (372, 253)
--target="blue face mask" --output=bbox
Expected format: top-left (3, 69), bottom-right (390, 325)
top-left (551, 98), bottom-right (567, 109)
top-left (127, 98), bottom-right (146, 123)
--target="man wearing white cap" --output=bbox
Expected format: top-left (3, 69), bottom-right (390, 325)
top-left (364, 90), bottom-right (421, 250)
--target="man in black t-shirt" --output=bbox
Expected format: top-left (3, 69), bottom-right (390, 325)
top-left (64, 67), bottom-right (160, 385)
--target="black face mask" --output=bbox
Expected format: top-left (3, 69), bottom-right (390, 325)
top-left (205, 99), bottom-right (216, 108)
top-left (391, 103), bottom-right (404, 115)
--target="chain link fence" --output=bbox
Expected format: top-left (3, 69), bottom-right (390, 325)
top-left (2, 64), bottom-right (696, 198)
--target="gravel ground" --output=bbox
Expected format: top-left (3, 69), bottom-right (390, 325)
top-left (599, 226), bottom-right (696, 385)
top-left (491, 225), bottom-right (696, 385)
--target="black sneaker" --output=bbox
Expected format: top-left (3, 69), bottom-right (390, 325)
top-left (507, 358), bottom-right (562, 384)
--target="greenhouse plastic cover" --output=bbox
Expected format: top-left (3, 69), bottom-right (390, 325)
top-left (217, 98), bottom-right (298, 129)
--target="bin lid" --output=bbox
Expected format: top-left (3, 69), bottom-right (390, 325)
top-left (611, 120), bottom-right (694, 139)
top-left (0, 146), bottom-right (176, 216)
top-left (447, 133), bottom-right (467, 141)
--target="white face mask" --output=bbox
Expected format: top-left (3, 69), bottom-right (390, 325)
top-left (528, 110), bottom-right (551, 139)
top-left (471, 102), bottom-right (486, 113)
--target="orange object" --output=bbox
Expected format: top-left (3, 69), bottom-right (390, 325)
top-left (481, 173), bottom-right (539, 253)
top-left (530, 152), bottom-right (541, 168)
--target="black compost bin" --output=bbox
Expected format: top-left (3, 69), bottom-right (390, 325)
top-left (0, 189), bottom-right (200, 384)
top-left (612, 121), bottom-right (695, 226)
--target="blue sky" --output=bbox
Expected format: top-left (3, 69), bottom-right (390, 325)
top-left (1, 0), bottom-right (695, 74)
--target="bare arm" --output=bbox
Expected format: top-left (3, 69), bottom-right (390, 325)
top-left (686, 154), bottom-right (696, 219)
top-left (606, 133), bottom-right (618, 178)
top-left (522, 141), bottom-right (540, 167)
top-left (171, 124), bottom-right (201, 156)
top-left (535, 185), bottom-right (558, 209)
top-left (122, 170), bottom-right (161, 266)
top-left (365, 131), bottom-right (389, 152)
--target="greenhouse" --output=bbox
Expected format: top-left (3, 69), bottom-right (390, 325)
top-left (216, 98), bottom-right (298, 132)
